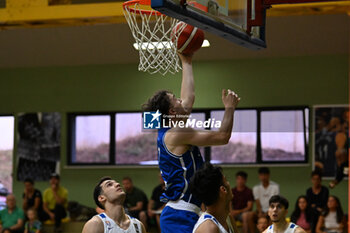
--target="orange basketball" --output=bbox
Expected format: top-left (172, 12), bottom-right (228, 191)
top-left (172, 22), bottom-right (204, 55)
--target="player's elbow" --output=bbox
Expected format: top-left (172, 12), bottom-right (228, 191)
top-left (216, 133), bottom-right (231, 145)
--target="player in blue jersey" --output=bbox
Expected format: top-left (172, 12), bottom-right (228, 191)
top-left (142, 53), bottom-right (240, 233)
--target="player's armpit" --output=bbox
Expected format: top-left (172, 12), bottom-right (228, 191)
top-left (166, 128), bottom-right (231, 147)
top-left (82, 217), bottom-right (104, 233)
top-left (195, 220), bottom-right (220, 233)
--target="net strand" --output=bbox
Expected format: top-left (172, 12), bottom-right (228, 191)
top-left (123, 2), bottom-right (186, 75)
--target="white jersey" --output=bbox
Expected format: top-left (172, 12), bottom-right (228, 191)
top-left (266, 223), bottom-right (298, 233)
top-left (193, 212), bottom-right (234, 233)
top-left (97, 213), bottom-right (142, 233)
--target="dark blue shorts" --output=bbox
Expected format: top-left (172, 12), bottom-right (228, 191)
top-left (160, 206), bottom-right (200, 233)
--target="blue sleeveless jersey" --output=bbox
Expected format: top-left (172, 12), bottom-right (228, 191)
top-left (157, 127), bottom-right (204, 208)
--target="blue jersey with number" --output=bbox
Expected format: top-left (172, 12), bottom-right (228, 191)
top-left (157, 127), bottom-right (204, 207)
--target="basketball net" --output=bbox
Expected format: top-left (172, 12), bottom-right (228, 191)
top-left (123, 0), bottom-right (186, 75)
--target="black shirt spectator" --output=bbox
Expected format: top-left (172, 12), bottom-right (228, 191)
top-left (151, 184), bottom-right (165, 210)
top-left (22, 178), bottom-right (45, 221)
top-left (306, 169), bottom-right (329, 231)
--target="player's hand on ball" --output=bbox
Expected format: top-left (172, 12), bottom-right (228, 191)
top-left (222, 89), bottom-right (240, 109)
top-left (178, 52), bottom-right (193, 64)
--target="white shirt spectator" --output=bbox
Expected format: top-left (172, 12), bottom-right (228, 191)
top-left (253, 181), bottom-right (280, 213)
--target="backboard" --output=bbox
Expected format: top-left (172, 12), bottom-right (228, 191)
top-left (151, 0), bottom-right (267, 49)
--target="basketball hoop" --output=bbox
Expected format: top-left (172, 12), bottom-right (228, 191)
top-left (123, 0), bottom-right (186, 75)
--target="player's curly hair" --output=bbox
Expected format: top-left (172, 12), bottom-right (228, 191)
top-left (190, 163), bottom-right (224, 206)
top-left (142, 90), bottom-right (172, 116)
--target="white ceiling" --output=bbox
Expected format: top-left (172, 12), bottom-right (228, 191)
top-left (0, 13), bottom-right (348, 68)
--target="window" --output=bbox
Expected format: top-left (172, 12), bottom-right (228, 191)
top-left (211, 110), bottom-right (257, 164)
top-left (115, 113), bottom-right (157, 165)
top-left (70, 115), bottom-right (111, 164)
top-left (0, 116), bottom-right (14, 210)
top-left (68, 107), bottom-right (308, 166)
top-left (260, 110), bottom-right (307, 162)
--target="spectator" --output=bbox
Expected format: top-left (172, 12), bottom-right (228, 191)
top-left (147, 174), bottom-right (165, 233)
top-left (122, 177), bottom-right (148, 230)
top-left (42, 173), bottom-right (68, 233)
top-left (256, 216), bottom-right (269, 233)
top-left (0, 194), bottom-right (25, 233)
top-left (24, 208), bottom-right (41, 233)
top-left (230, 171), bottom-right (254, 233)
top-left (306, 171), bottom-right (329, 215)
top-left (190, 163), bottom-right (236, 233)
top-left (291, 196), bottom-right (315, 233)
top-left (245, 167), bottom-right (279, 233)
top-left (315, 196), bottom-right (345, 233)
top-left (22, 179), bottom-right (44, 221)
top-left (263, 195), bottom-right (306, 233)
top-left (253, 167), bottom-right (280, 217)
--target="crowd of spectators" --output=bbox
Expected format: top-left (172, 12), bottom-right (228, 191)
top-left (0, 167), bottom-right (347, 233)
top-left (0, 173), bottom-right (68, 233)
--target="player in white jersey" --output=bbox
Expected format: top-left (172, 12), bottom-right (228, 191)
top-left (190, 163), bottom-right (237, 233)
top-left (263, 195), bottom-right (306, 233)
top-left (82, 177), bottom-right (146, 233)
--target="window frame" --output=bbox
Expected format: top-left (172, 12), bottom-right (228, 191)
top-left (67, 106), bottom-right (309, 166)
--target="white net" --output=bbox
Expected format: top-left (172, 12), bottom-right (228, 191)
top-left (123, 1), bottom-right (186, 75)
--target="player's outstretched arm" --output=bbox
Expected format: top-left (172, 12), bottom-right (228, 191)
top-left (82, 216), bottom-right (104, 233)
top-left (166, 89), bottom-right (240, 147)
top-left (178, 53), bottom-right (195, 113)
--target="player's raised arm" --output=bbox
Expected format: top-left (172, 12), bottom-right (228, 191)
top-left (166, 89), bottom-right (240, 147)
top-left (178, 53), bottom-right (195, 113)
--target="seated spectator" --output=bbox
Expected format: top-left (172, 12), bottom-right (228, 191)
top-left (230, 171), bottom-right (254, 233)
top-left (42, 173), bottom-right (68, 233)
top-left (122, 177), bottom-right (148, 230)
top-left (253, 167), bottom-right (280, 217)
top-left (24, 208), bottom-right (41, 233)
top-left (315, 196), bottom-right (345, 233)
top-left (147, 174), bottom-right (165, 233)
top-left (22, 179), bottom-right (44, 221)
top-left (291, 195), bottom-right (316, 233)
top-left (0, 194), bottom-right (25, 233)
top-left (306, 171), bottom-right (329, 215)
top-left (256, 216), bottom-right (269, 233)
top-left (246, 167), bottom-right (279, 233)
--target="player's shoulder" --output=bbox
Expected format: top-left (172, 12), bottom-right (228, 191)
top-left (168, 126), bottom-right (196, 133)
top-left (294, 226), bottom-right (307, 233)
top-left (195, 219), bottom-right (220, 233)
top-left (262, 227), bottom-right (270, 233)
top-left (87, 215), bottom-right (103, 224)
top-left (165, 126), bottom-right (196, 142)
top-left (82, 216), bottom-right (104, 233)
